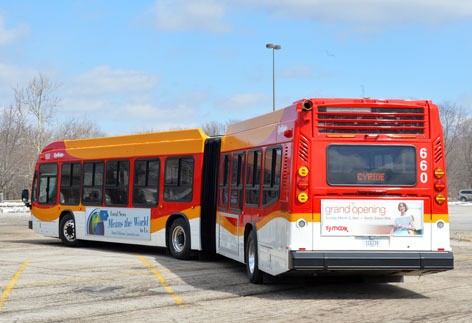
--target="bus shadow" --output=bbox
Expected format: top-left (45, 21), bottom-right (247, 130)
top-left (8, 239), bottom-right (427, 300)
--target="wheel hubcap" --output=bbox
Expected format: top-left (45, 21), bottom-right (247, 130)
top-left (172, 226), bottom-right (186, 253)
top-left (248, 239), bottom-right (255, 274)
top-left (63, 220), bottom-right (75, 241)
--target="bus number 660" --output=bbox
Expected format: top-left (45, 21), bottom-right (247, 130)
top-left (419, 148), bottom-right (428, 183)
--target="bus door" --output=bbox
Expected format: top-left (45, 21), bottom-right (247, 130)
top-left (217, 152), bottom-right (246, 260)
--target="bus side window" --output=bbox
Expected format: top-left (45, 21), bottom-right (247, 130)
top-left (82, 161), bottom-right (104, 205)
top-left (245, 150), bottom-right (262, 207)
top-left (263, 147), bottom-right (282, 207)
top-left (60, 162), bottom-right (81, 205)
top-left (105, 160), bottom-right (130, 206)
top-left (164, 157), bottom-right (194, 202)
top-left (218, 154), bottom-right (231, 210)
top-left (32, 171), bottom-right (38, 203)
top-left (230, 151), bottom-right (246, 212)
top-left (38, 163), bottom-right (58, 205)
top-left (133, 158), bottom-right (160, 207)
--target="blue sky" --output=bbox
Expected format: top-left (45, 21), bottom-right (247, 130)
top-left (1, 0), bottom-right (472, 135)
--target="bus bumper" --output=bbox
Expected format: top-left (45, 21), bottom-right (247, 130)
top-left (290, 251), bottom-right (454, 273)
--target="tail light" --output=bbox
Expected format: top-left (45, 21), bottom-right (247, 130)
top-left (434, 180), bottom-right (445, 192)
top-left (435, 193), bottom-right (446, 205)
top-left (434, 167), bottom-right (445, 179)
top-left (298, 192), bottom-right (308, 203)
top-left (297, 180), bottom-right (308, 190)
top-left (298, 166), bottom-right (309, 177)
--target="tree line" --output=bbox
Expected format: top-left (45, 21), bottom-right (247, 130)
top-left (1, 74), bottom-right (471, 200)
top-left (0, 74), bottom-right (104, 200)
top-left (439, 102), bottom-right (472, 198)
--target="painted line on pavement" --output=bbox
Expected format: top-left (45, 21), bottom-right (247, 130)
top-left (0, 259), bottom-right (31, 311)
top-left (0, 264), bottom-right (236, 289)
top-left (136, 254), bottom-right (185, 306)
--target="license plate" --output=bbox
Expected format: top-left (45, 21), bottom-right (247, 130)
top-left (357, 236), bottom-right (389, 248)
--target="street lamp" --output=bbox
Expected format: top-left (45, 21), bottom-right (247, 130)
top-left (266, 43), bottom-right (281, 112)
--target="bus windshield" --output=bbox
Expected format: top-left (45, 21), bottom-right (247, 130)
top-left (327, 145), bottom-right (416, 186)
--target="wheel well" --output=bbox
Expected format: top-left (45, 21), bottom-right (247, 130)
top-left (59, 210), bottom-right (74, 225)
top-left (166, 213), bottom-right (190, 248)
top-left (244, 222), bottom-right (256, 261)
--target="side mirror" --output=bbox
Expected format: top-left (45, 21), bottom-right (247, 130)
top-left (21, 189), bottom-right (32, 208)
top-left (22, 189), bottom-right (29, 203)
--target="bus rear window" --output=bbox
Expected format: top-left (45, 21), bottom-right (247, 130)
top-left (327, 145), bottom-right (416, 186)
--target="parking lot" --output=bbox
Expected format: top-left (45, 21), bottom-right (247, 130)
top-left (1, 205), bottom-right (472, 322)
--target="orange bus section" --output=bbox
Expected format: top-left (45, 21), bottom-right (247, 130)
top-left (23, 98), bottom-right (453, 284)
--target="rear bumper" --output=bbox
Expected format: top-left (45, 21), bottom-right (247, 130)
top-left (291, 251), bottom-right (453, 273)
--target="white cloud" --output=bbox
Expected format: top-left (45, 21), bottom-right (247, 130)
top-left (217, 93), bottom-right (270, 110)
top-left (244, 0), bottom-right (472, 25)
top-left (150, 0), bottom-right (230, 33)
top-left (148, 1), bottom-right (472, 34)
top-left (0, 15), bottom-right (28, 45)
top-left (71, 65), bottom-right (160, 95)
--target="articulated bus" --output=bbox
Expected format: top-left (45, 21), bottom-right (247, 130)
top-left (23, 98), bottom-right (454, 283)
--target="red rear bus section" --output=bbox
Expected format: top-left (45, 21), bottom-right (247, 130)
top-left (25, 98), bottom-right (453, 283)
top-left (215, 98), bottom-right (452, 282)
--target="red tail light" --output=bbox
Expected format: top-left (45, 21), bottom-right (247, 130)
top-left (434, 180), bottom-right (445, 192)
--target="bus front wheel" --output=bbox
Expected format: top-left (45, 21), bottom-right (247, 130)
top-left (246, 229), bottom-right (263, 284)
top-left (169, 218), bottom-right (192, 260)
top-left (59, 214), bottom-right (79, 247)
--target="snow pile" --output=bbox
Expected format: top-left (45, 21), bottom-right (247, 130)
top-left (0, 201), bottom-right (30, 213)
top-left (448, 201), bottom-right (472, 206)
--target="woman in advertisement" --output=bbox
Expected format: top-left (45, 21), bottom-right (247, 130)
top-left (393, 202), bottom-right (416, 235)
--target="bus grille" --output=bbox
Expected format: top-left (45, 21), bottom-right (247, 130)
top-left (317, 106), bottom-right (425, 134)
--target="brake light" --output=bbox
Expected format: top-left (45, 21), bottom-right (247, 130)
top-left (434, 167), bottom-right (445, 179)
top-left (297, 180), bottom-right (309, 190)
top-left (435, 193), bottom-right (446, 205)
top-left (434, 180), bottom-right (445, 192)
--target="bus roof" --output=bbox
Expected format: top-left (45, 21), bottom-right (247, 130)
top-left (41, 129), bottom-right (209, 160)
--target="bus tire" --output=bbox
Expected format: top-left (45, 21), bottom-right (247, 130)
top-left (59, 214), bottom-right (80, 247)
top-left (169, 218), bottom-right (192, 260)
top-left (246, 229), bottom-right (263, 284)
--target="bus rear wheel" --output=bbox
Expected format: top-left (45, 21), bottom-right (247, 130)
top-left (246, 229), bottom-right (263, 284)
top-left (169, 218), bottom-right (192, 260)
top-left (59, 214), bottom-right (79, 247)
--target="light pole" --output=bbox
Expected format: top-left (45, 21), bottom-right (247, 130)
top-left (266, 43), bottom-right (281, 112)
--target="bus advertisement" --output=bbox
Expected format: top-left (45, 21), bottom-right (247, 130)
top-left (22, 98), bottom-right (454, 283)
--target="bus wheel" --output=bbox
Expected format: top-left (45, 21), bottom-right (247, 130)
top-left (169, 218), bottom-right (191, 260)
top-left (246, 229), bottom-right (263, 284)
top-left (59, 214), bottom-right (79, 247)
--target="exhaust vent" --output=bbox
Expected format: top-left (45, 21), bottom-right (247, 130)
top-left (299, 135), bottom-right (309, 161)
top-left (317, 106), bottom-right (425, 134)
top-left (434, 137), bottom-right (443, 163)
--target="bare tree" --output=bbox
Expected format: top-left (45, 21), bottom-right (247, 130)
top-left (14, 73), bottom-right (60, 154)
top-left (54, 118), bottom-right (106, 141)
top-left (0, 105), bottom-right (26, 199)
top-left (438, 101), bottom-right (466, 160)
top-left (201, 119), bottom-right (237, 136)
top-left (460, 118), bottom-right (472, 189)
